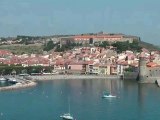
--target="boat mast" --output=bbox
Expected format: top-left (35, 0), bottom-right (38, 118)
top-left (110, 80), bottom-right (112, 95)
top-left (68, 97), bottom-right (70, 113)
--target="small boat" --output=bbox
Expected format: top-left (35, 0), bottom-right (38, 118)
top-left (102, 80), bottom-right (116, 98)
top-left (60, 113), bottom-right (73, 120)
top-left (7, 78), bottom-right (17, 84)
top-left (60, 98), bottom-right (74, 120)
top-left (0, 77), bottom-right (7, 83)
top-left (102, 94), bottom-right (116, 98)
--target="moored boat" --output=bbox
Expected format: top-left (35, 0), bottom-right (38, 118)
top-left (60, 98), bottom-right (74, 120)
top-left (102, 80), bottom-right (117, 98)
top-left (7, 77), bottom-right (17, 84)
top-left (0, 77), bottom-right (7, 83)
top-left (102, 94), bottom-right (116, 98)
top-left (60, 113), bottom-right (73, 120)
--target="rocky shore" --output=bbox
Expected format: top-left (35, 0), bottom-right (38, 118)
top-left (0, 81), bottom-right (37, 91)
top-left (29, 75), bottom-right (120, 81)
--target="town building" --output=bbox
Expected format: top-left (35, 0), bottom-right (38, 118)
top-left (60, 33), bottom-right (140, 46)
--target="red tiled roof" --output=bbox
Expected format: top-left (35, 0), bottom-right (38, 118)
top-left (117, 61), bottom-right (128, 65)
top-left (0, 50), bottom-right (12, 56)
top-left (73, 35), bottom-right (123, 40)
top-left (68, 61), bottom-right (84, 65)
top-left (147, 62), bottom-right (158, 67)
top-left (84, 60), bottom-right (94, 65)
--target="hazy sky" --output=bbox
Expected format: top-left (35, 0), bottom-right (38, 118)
top-left (0, 0), bottom-right (160, 45)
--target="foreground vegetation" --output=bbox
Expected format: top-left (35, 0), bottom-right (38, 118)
top-left (0, 65), bottom-right (53, 75)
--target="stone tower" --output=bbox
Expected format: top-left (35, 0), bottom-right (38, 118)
top-left (139, 57), bottom-right (147, 83)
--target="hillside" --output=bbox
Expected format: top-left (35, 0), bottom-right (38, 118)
top-left (139, 41), bottom-right (160, 51)
top-left (0, 44), bottom-right (43, 54)
top-left (0, 40), bottom-right (159, 55)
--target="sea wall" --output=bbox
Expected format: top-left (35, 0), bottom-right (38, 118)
top-left (139, 57), bottom-right (160, 83)
top-left (123, 71), bottom-right (139, 80)
top-left (139, 77), bottom-right (160, 83)
top-left (0, 81), bottom-right (37, 91)
top-left (29, 75), bottom-right (120, 81)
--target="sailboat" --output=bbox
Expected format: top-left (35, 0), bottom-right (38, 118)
top-left (102, 80), bottom-right (116, 98)
top-left (60, 98), bottom-right (74, 120)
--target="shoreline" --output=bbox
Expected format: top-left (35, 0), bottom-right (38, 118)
top-left (29, 75), bottom-right (120, 81)
top-left (0, 81), bottom-right (37, 91)
top-left (0, 75), bottom-right (120, 91)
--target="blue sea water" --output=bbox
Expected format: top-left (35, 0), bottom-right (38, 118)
top-left (0, 82), bottom-right (15, 87)
top-left (0, 79), bottom-right (160, 120)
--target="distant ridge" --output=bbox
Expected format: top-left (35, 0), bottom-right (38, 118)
top-left (139, 41), bottom-right (160, 51)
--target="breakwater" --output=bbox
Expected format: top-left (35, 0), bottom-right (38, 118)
top-left (0, 81), bottom-right (37, 91)
top-left (30, 75), bottom-right (120, 81)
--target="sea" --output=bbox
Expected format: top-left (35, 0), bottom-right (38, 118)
top-left (0, 79), bottom-right (160, 120)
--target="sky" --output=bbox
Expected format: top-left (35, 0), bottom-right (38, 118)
top-left (0, 0), bottom-right (160, 45)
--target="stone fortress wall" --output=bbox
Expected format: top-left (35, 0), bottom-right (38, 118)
top-left (139, 57), bottom-right (160, 83)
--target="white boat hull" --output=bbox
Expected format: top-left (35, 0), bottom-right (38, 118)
top-left (0, 80), bottom-right (6, 83)
top-left (0, 78), bottom-right (7, 83)
top-left (60, 113), bottom-right (73, 120)
top-left (102, 94), bottom-right (116, 98)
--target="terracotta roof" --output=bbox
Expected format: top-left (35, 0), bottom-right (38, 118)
top-left (73, 35), bottom-right (123, 40)
top-left (68, 61), bottom-right (84, 65)
top-left (84, 60), bottom-right (94, 65)
top-left (117, 61), bottom-right (128, 65)
top-left (147, 62), bottom-right (158, 67)
top-left (0, 50), bottom-right (12, 56)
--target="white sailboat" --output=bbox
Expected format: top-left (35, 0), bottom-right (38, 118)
top-left (60, 98), bottom-right (74, 120)
top-left (102, 80), bottom-right (116, 98)
top-left (60, 113), bottom-right (73, 120)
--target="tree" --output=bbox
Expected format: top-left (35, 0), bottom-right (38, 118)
top-left (21, 69), bottom-right (27, 74)
top-left (99, 41), bottom-right (109, 48)
top-left (112, 41), bottom-right (142, 53)
top-left (11, 69), bottom-right (16, 75)
top-left (55, 42), bottom-right (82, 52)
top-left (43, 40), bottom-right (55, 51)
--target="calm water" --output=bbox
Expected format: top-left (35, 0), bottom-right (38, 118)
top-left (0, 79), bottom-right (160, 120)
top-left (0, 82), bottom-right (15, 87)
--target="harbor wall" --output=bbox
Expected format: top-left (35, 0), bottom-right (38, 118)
top-left (123, 71), bottom-right (138, 80)
top-left (0, 81), bottom-right (37, 91)
top-left (29, 75), bottom-right (120, 81)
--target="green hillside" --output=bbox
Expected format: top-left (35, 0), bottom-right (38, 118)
top-left (0, 44), bottom-right (43, 55)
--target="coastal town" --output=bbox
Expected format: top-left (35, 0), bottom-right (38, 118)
top-left (0, 32), bottom-right (159, 82)
top-left (1, 0), bottom-right (160, 120)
